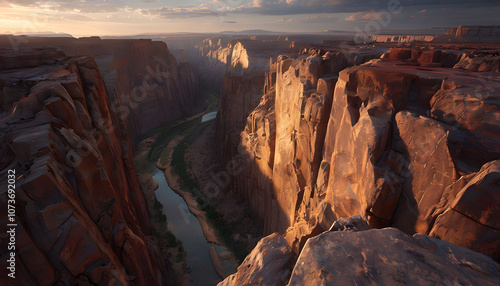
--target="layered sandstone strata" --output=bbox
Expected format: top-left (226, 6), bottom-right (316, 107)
top-left (0, 51), bottom-right (168, 285)
top-left (370, 35), bottom-right (437, 43)
top-left (231, 45), bottom-right (500, 262)
top-left (446, 25), bottom-right (500, 41)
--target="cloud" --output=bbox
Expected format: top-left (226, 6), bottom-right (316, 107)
top-left (2, 0), bottom-right (500, 19)
top-left (223, 20), bottom-right (237, 23)
top-left (345, 11), bottom-right (389, 21)
top-left (136, 6), bottom-right (219, 18)
top-left (4, 0), bottom-right (121, 13)
top-left (277, 18), bottom-right (293, 23)
top-left (418, 9), bottom-right (427, 13)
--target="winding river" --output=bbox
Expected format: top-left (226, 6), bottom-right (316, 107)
top-left (152, 168), bottom-right (227, 285)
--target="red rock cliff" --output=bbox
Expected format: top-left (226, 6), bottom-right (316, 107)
top-left (212, 39), bottom-right (293, 160)
top-left (234, 46), bottom-right (384, 234)
top-left (228, 45), bottom-right (499, 262)
top-left (219, 216), bottom-right (500, 286)
top-left (0, 50), bottom-right (168, 285)
top-left (445, 25), bottom-right (500, 41)
top-left (0, 36), bottom-right (200, 140)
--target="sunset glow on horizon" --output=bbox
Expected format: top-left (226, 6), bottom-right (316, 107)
top-left (0, 0), bottom-right (499, 37)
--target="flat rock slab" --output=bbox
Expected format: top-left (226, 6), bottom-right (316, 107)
top-left (289, 228), bottom-right (500, 286)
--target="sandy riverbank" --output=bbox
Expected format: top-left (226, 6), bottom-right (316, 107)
top-left (155, 137), bottom-right (222, 246)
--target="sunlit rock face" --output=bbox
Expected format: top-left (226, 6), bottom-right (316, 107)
top-left (212, 39), bottom-right (294, 162)
top-left (0, 51), bottom-right (168, 285)
top-left (233, 46), bottom-right (385, 239)
top-left (219, 216), bottom-right (500, 285)
top-left (217, 233), bottom-right (296, 286)
top-left (230, 45), bottom-right (500, 262)
top-left (289, 222), bottom-right (500, 285)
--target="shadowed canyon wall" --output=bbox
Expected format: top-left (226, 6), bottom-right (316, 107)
top-left (194, 39), bottom-right (296, 161)
top-left (0, 36), bottom-right (200, 140)
top-left (0, 37), bottom-right (200, 285)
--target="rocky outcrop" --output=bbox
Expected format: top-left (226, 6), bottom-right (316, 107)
top-left (230, 44), bottom-right (500, 262)
top-left (219, 216), bottom-right (500, 285)
top-left (381, 47), bottom-right (463, 67)
top-left (301, 52), bottom-right (499, 259)
top-left (0, 36), bottom-right (200, 139)
top-left (289, 223), bottom-right (500, 285)
top-left (428, 160), bottom-right (500, 261)
top-left (453, 51), bottom-right (500, 72)
top-left (370, 35), bottom-right (437, 43)
top-left (217, 233), bottom-right (296, 286)
top-left (0, 51), bottom-right (168, 285)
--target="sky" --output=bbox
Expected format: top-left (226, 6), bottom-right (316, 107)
top-left (0, 0), bottom-right (499, 36)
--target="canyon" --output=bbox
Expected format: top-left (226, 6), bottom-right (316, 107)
top-left (0, 36), bottom-right (200, 285)
top-left (0, 50), bottom-right (168, 285)
top-left (0, 27), bottom-right (499, 286)
top-left (206, 37), bottom-right (500, 284)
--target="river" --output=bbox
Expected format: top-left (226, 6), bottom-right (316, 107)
top-left (152, 168), bottom-right (231, 286)
top-left (201, 111), bottom-right (217, 123)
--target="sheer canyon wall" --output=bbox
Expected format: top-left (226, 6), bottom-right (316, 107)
top-left (214, 40), bottom-right (500, 285)
top-left (0, 37), bottom-right (200, 285)
top-left (0, 36), bottom-right (200, 139)
top-left (213, 41), bottom-right (500, 263)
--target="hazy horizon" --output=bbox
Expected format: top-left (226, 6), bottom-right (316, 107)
top-left (1, 0), bottom-right (499, 37)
